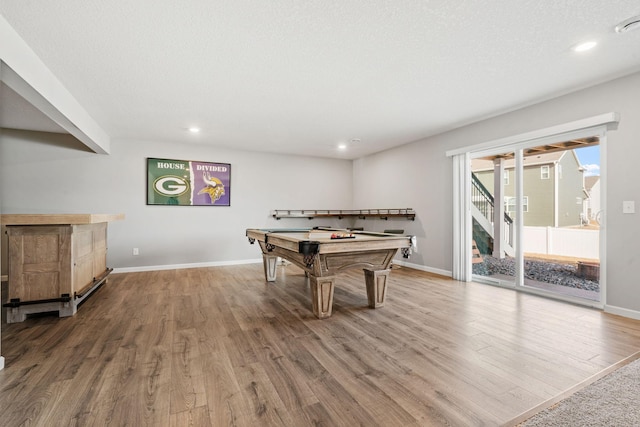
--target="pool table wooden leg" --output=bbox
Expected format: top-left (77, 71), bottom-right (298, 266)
top-left (262, 254), bottom-right (278, 282)
top-left (309, 275), bottom-right (335, 319)
top-left (364, 269), bottom-right (390, 308)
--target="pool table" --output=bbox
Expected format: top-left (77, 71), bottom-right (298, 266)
top-left (246, 228), bottom-right (415, 319)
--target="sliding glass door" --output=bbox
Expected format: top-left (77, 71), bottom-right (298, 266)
top-left (520, 145), bottom-right (601, 301)
top-left (467, 133), bottom-right (604, 306)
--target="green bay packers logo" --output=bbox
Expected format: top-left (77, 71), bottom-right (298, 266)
top-left (153, 175), bottom-right (190, 196)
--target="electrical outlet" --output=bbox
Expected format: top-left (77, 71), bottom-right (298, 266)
top-left (133, 248), bottom-right (139, 255)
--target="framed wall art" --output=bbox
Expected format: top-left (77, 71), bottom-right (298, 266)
top-left (147, 157), bottom-right (231, 206)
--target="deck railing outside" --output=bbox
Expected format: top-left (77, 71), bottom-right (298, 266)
top-left (471, 173), bottom-right (513, 247)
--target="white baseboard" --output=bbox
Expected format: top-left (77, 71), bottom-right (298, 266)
top-left (113, 259), bottom-right (262, 274)
top-left (0, 356), bottom-right (4, 371)
top-left (394, 260), bottom-right (452, 278)
top-left (604, 304), bottom-right (640, 321)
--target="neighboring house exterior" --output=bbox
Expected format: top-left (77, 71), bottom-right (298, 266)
top-left (472, 150), bottom-right (586, 227)
top-left (584, 175), bottom-right (601, 222)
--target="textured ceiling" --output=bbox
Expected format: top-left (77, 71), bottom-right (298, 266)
top-left (1, 1), bottom-right (640, 159)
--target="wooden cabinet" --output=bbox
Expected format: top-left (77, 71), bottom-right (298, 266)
top-left (2, 214), bottom-right (123, 322)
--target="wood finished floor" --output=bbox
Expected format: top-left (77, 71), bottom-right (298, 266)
top-left (1, 264), bottom-right (640, 426)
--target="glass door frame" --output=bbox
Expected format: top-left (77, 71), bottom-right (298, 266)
top-left (447, 113), bottom-right (619, 309)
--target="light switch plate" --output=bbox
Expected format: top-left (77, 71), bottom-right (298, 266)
top-left (623, 200), bottom-right (635, 214)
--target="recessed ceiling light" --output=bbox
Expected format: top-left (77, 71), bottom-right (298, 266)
top-left (338, 144), bottom-right (347, 150)
top-left (615, 16), bottom-right (640, 33)
top-left (572, 41), bottom-right (597, 52)
top-left (188, 127), bottom-right (201, 133)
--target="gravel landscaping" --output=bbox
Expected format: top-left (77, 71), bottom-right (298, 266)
top-left (472, 256), bottom-right (600, 292)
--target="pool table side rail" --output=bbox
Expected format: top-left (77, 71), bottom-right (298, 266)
top-left (246, 228), bottom-right (415, 257)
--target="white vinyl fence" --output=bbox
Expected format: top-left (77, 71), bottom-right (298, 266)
top-left (523, 226), bottom-right (599, 259)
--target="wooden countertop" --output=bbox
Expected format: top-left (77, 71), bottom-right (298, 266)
top-left (0, 213), bottom-right (125, 225)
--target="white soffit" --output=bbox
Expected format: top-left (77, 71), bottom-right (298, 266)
top-left (0, 15), bottom-right (111, 154)
top-left (0, 81), bottom-right (67, 134)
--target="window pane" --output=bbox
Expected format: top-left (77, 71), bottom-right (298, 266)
top-left (541, 165), bottom-right (550, 179)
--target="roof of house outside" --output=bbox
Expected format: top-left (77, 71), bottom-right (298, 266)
top-left (584, 175), bottom-right (600, 191)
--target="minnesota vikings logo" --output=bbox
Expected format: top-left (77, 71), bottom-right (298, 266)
top-left (198, 171), bottom-right (225, 203)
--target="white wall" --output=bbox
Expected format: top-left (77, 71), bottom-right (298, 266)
top-left (352, 137), bottom-right (453, 273)
top-left (353, 71), bottom-right (640, 317)
top-left (0, 130), bottom-right (354, 270)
